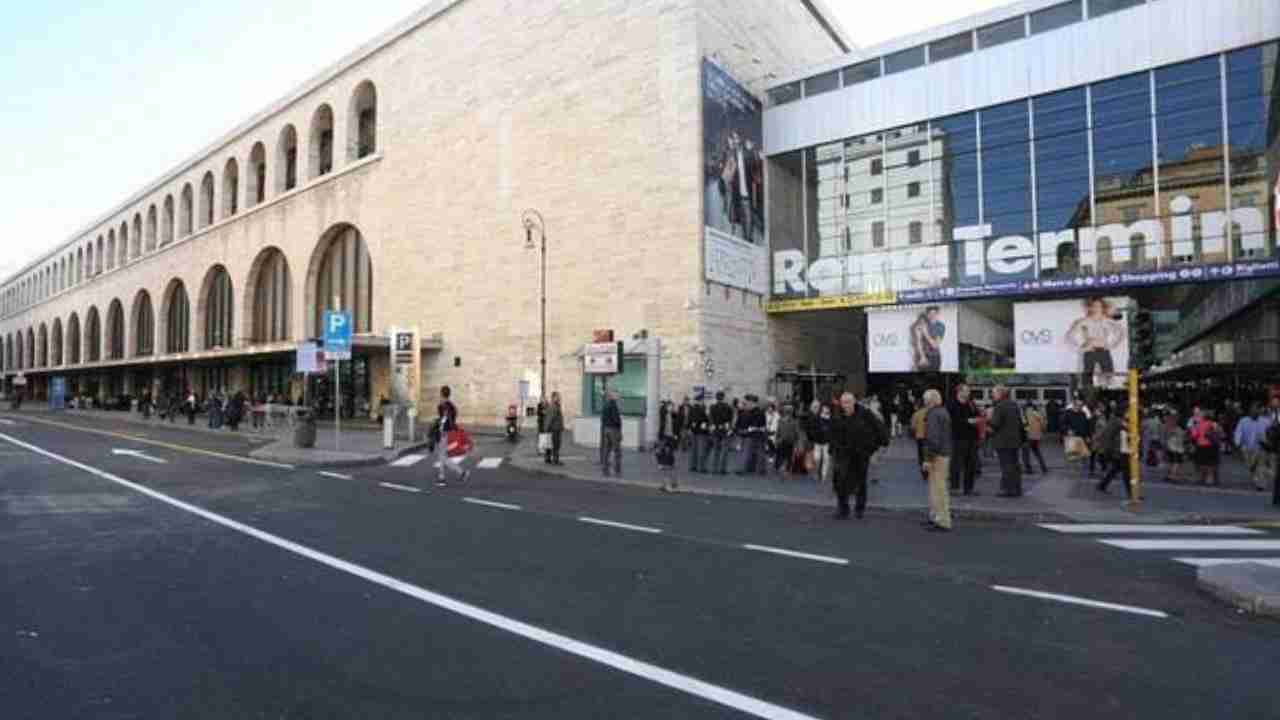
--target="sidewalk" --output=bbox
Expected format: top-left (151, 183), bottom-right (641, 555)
top-left (511, 435), bottom-right (1280, 524)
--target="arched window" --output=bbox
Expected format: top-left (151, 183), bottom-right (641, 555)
top-left (14, 331), bottom-right (23, 370)
top-left (349, 81), bottom-right (378, 160)
top-left (309, 104), bottom-right (334, 179)
top-left (277, 125), bottom-right (298, 193)
top-left (106, 300), bottom-right (125, 360)
top-left (118, 222), bottom-right (128, 266)
top-left (76, 249), bottom-right (83, 283)
top-left (201, 266), bottom-right (234, 350)
top-left (164, 281), bottom-right (190, 354)
top-left (133, 290), bottom-right (155, 357)
top-left (131, 215), bottom-right (142, 259)
top-left (146, 205), bottom-right (158, 251)
top-left (96, 236), bottom-right (104, 274)
top-left (67, 313), bottom-right (81, 364)
top-left (26, 328), bottom-right (35, 368)
top-left (199, 172), bottom-right (215, 229)
top-left (248, 142), bottom-right (267, 207)
top-left (85, 307), bottom-right (102, 362)
top-left (87, 243), bottom-right (95, 278)
top-left (37, 324), bottom-right (47, 367)
top-left (249, 247), bottom-right (291, 343)
top-left (163, 195), bottom-right (176, 245)
top-left (222, 158), bottom-right (239, 218)
top-left (309, 224), bottom-right (373, 337)
top-left (51, 318), bottom-right (63, 366)
top-left (107, 229), bottom-right (115, 270)
top-left (180, 184), bottom-right (194, 237)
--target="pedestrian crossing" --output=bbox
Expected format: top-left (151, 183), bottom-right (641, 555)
top-left (388, 454), bottom-right (504, 469)
top-left (1040, 523), bottom-right (1280, 569)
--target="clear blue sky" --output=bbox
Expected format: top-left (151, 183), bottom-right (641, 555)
top-left (0, 0), bottom-right (1004, 281)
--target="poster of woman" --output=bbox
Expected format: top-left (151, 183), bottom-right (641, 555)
top-left (1014, 296), bottom-right (1132, 386)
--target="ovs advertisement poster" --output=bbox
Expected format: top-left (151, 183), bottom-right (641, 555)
top-left (867, 304), bottom-right (959, 373)
top-left (1014, 297), bottom-right (1132, 377)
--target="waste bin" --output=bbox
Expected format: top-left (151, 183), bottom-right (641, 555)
top-left (293, 408), bottom-right (317, 448)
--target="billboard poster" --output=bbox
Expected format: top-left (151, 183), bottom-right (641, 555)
top-left (703, 59), bottom-right (764, 249)
top-left (1014, 297), bottom-right (1132, 384)
top-left (867, 304), bottom-right (959, 373)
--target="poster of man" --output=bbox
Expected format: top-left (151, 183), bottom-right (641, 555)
top-left (702, 59), bottom-right (764, 245)
top-left (867, 304), bottom-right (959, 373)
top-left (1014, 297), bottom-right (1132, 386)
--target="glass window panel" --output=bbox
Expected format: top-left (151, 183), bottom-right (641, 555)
top-left (1091, 72), bottom-right (1155, 272)
top-left (1155, 57), bottom-right (1225, 265)
top-left (1030, 1), bottom-right (1082, 35)
top-left (843, 59), bottom-right (880, 86)
top-left (1034, 88), bottom-right (1090, 276)
top-left (978, 16), bottom-right (1025, 48)
top-left (884, 124), bottom-right (934, 259)
top-left (929, 32), bottom-right (973, 63)
top-left (933, 113), bottom-right (980, 282)
top-left (1089, 0), bottom-right (1144, 19)
top-left (767, 82), bottom-right (801, 107)
top-left (770, 151), bottom-right (806, 296)
top-left (884, 46), bottom-right (926, 75)
top-left (980, 102), bottom-right (1034, 281)
top-left (804, 70), bottom-right (840, 97)
top-left (1226, 43), bottom-right (1280, 259)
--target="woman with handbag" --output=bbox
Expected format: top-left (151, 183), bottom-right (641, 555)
top-left (544, 392), bottom-right (565, 465)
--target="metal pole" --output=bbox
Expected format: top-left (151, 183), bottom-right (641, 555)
top-left (335, 358), bottom-right (341, 453)
top-left (541, 229), bottom-right (547, 402)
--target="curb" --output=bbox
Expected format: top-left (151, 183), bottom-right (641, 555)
top-left (1196, 564), bottom-right (1280, 619)
top-left (254, 441), bottom-right (431, 469)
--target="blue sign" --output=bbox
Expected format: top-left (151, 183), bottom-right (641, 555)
top-left (50, 377), bottom-right (67, 411)
top-left (323, 311), bottom-right (353, 360)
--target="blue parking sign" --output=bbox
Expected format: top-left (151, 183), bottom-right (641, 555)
top-left (323, 311), bottom-right (353, 360)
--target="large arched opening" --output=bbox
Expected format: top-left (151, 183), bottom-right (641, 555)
top-left (106, 299), bottom-right (126, 360)
top-left (348, 81), bottom-right (378, 161)
top-left (246, 247), bottom-right (291, 344)
top-left (85, 307), bottom-right (102, 363)
top-left (132, 290), bottom-right (155, 357)
top-left (161, 280), bottom-right (191, 354)
top-left (306, 223), bottom-right (373, 338)
top-left (67, 313), bottom-right (81, 365)
top-left (51, 318), bottom-right (63, 366)
top-left (198, 265), bottom-right (235, 350)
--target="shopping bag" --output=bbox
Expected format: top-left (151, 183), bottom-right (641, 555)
top-left (803, 449), bottom-right (817, 473)
top-left (1064, 436), bottom-right (1088, 462)
top-left (446, 427), bottom-right (474, 457)
top-left (537, 432), bottom-right (552, 452)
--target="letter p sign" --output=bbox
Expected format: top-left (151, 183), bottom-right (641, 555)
top-left (323, 310), bottom-right (353, 359)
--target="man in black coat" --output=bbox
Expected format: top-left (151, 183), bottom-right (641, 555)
top-left (947, 384), bottom-right (979, 495)
top-left (988, 386), bottom-right (1025, 497)
top-left (829, 391), bottom-right (888, 520)
top-left (687, 398), bottom-right (710, 472)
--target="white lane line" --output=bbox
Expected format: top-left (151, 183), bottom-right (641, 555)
top-left (476, 457), bottom-right (504, 469)
top-left (992, 585), bottom-right (1168, 619)
top-left (390, 454), bottom-right (425, 467)
top-left (319, 471), bottom-right (354, 481)
top-left (1040, 524), bottom-right (1263, 535)
top-left (379, 482), bottom-right (422, 494)
top-left (0, 418), bottom-right (17, 426)
top-left (742, 544), bottom-right (849, 566)
top-left (1174, 557), bottom-right (1280, 568)
top-left (578, 517), bottom-right (664, 535)
top-left (462, 497), bottom-right (522, 511)
top-left (0, 431), bottom-right (818, 720)
top-left (1099, 539), bottom-right (1280, 551)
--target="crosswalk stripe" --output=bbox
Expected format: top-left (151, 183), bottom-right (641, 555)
top-left (1100, 539), bottom-right (1280, 551)
top-left (391, 454), bottom-right (425, 467)
top-left (1173, 557), bottom-right (1280, 568)
top-left (476, 457), bottom-right (503, 469)
top-left (1040, 524), bottom-right (1263, 535)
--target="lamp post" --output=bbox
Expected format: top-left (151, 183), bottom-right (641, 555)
top-left (522, 209), bottom-right (547, 401)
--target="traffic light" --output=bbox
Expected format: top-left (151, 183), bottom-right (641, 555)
top-left (1133, 311), bottom-right (1154, 369)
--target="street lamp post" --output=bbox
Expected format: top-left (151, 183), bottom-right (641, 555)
top-left (522, 209), bottom-right (547, 401)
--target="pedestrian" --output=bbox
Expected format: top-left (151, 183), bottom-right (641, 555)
top-left (1090, 405), bottom-right (1110, 477)
top-left (433, 385), bottom-right (471, 487)
top-left (1234, 404), bottom-right (1268, 491)
top-left (735, 395), bottom-right (767, 476)
top-left (675, 396), bottom-right (691, 452)
top-left (828, 392), bottom-right (887, 520)
top-left (911, 399), bottom-right (929, 481)
top-left (1262, 395), bottom-right (1280, 507)
top-left (227, 392), bottom-right (245, 431)
top-left (600, 390), bottom-right (623, 477)
top-left (1190, 410), bottom-right (1223, 486)
top-left (988, 386), bottom-right (1024, 497)
top-left (1141, 410), bottom-right (1163, 468)
top-left (544, 391), bottom-right (564, 465)
top-left (1022, 402), bottom-right (1048, 474)
top-left (774, 403), bottom-right (799, 477)
top-left (921, 389), bottom-right (952, 531)
top-left (709, 391), bottom-right (733, 475)
top-left (185, 390), bottom-right (197, 425)
top-left (688, 396), bottom-right (710, 472)
top-left (764, 401), bottom-right (780, 469)
top-left (948, 384), bottom-right (979, 495)
top-left (1163, 412), bottom-right (1187, 483)
top-left (1096, 409), bottom-right (1132, 498)
top-left (804, 400), bottom-right (832, 485)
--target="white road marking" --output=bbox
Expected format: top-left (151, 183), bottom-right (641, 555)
top-left (462, 497), bottom-right (522, 511)
top-left (390, 454), bottom-right (425, 467)
top-left (0, 418), bottom-right (17, 426)
top-left (1040, 524), bottom-right (1263, 535)
top-left (319, 471), bottom-right (354, 481)
top-left (112, 448), bottom-right (168, 464)
top-left (742, 544), bottom-right (849, 566)
top-left (379, 482), bottom-right (422, 494)
top-left (991, 585), bottom-right (1168, 619)
top-left (578, 517), bottom-right (664, 534)
top-left (1174, 557), bottom-right (1280, 568)
top-left (477, 457), bottom-right (504, 469)
top-left (1099, 539), bottom-right (1280, 551)
top-left (0, 431), bottom-right (818, 720)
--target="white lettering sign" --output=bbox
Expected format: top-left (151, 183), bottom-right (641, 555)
top-left (705, 227), bottom-right (768, 295)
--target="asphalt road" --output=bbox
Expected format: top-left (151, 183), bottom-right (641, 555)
top-left (2, 414), bottom-right (1278, 719)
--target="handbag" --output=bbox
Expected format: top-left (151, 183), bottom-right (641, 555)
top-left (446, 427), bottom-right (474, 458)
top-left (802, 449), bottom-right (816, 473)
top-left (538, 432), bottom-right (552, 452)
top-left (1064, 435), bottom-right (1088, 461)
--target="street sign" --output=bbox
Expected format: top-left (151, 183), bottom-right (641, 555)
top-left (584, 342), bottom-right (623, 375)
top-left (323, 311), bottom-right (353, 360)
top-left (296, 342), bottom-right (324, 374)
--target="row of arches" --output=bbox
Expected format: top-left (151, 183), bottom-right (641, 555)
top-left (2, 81), bottom-right (378, 318)
top-left (1, 226), bottom-right (373, 375)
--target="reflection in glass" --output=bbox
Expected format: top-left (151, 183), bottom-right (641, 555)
top-left (1155, 56), bottom-right (1224, 265)
top-left (1030, 1), bottom-right (1082, 36)
top-left (1226, 43), bottom-right (1279, 259)
top-left (884, 46), bottom-right (925, 75)
top-left (843, 59), bottom-right (880, 86)
top-left (1034, 88), bottom-right (1090, 276)
top-left (978, 16), bottom-right (1025, 49)
top-left (1090, 72), bottom-right (1154, 272)
top-left (933, 113), bottom-right (979, 281)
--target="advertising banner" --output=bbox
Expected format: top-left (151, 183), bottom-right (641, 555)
top-left (703, 59), bottom-right (764, 292)
top-left (867, 304), bottom-right (959, 373)
top-left (1014, 297), bottom-right (1132, 382)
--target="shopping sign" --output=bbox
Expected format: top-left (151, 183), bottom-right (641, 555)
top-left (323, 311), bottom-right (353, 360)
top-left (584, 342), bottom-right (623, 375)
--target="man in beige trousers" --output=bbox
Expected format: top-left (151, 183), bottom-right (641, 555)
top-left (922, 389), bottom-right (953, 531)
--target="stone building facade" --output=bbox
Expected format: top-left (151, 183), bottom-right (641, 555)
top-left (0, 0), bottom-right (850, 425)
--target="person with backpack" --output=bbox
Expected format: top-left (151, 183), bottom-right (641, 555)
top-left (1096, 410), bottom-right (1132, 498)
top-left (1190, 410), bottom-right (1223, 487)
top-left (433, 385), bottom-right (471, 487)
top-left (829, 392), bottom-right (888, 520)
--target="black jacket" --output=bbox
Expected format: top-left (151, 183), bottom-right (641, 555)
top-left (688, 404), bottom-right (710, 435)
top-left (989, 399), bottom-right (1024, 450)
top-left (830, 405), bottom-right (887, 458)
top-left (601, 399), bottom-right (622, 430)
top-left (735, 407), bottom-right (766, 439)
top-left (803, 414), bottom-right (830, 445)
top-left (709, 402), bottom-right (733, 434)
top-left (947, 400), bottom-right (978, 447)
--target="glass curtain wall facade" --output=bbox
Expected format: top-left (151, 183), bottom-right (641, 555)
top-left (769, 43), bottom-right (1280, 307)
